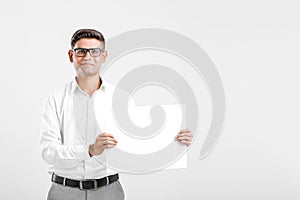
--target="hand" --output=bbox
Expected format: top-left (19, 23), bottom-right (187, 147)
top-left (175, 128), bottom-right (193, 146)
top-left (89, 133), bottom-right (118, 157)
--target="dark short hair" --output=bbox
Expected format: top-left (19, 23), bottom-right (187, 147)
top-left (70, 29), bottom-right (105, 49)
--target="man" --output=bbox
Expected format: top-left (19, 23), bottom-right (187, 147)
top-left (40, 28), bottom-right (193, 200)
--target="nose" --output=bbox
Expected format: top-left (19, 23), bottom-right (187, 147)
top-left (83, 50), bottom-right (92, 59)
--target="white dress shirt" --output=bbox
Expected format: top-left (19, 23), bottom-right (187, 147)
top-left (40, 78), bottom-right (117, 180)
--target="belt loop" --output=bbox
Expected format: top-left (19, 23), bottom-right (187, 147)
top-left (94, 180), bottom-right (98, 189)
top-left (106, 176), bottom-right (109, 185)
top-left (79, 181), bottom-right (83, 190)
top-left (51, 173), bottom-right (54, 182)
top-left (63, 177), bottom-right (66, 186)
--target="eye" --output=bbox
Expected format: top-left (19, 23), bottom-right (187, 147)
top-left (91, 49), bottom-right (101, 55)
top-left (76, 49), bottom-right (86, 54)
top-left (90, 49), bottom-right (97, 54)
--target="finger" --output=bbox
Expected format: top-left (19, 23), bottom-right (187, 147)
top-left (178, 131), bottom-right (192, 137)
top-left (176, 134), bottom-right (192, 140)
top-left (98, 133), bottom-right (115, 138)
top-left (104, 137), bottom-right (118, 143)
top-left (99, 137), bottom-right (117, 142)
top-left (104, 144), bottom-right (117, 148)
top-left (178, 140), bottom-right (191, 146)
top-left (103, 142), bottom-right (117, 148)
top-left (175, 134), bottom-right (191, 140)
top-left (177, 132), bottom-right (193, 137)
top-left (177, 136), bottom-right (192, 141)
top-left (179, 128), bottom-right (191, 133)
top-left (96, 137), bottom-right (117, 145)
top-left (98, 136), bottom-right (117, 142)
top-left (102, 140), bottom-right (117, 146)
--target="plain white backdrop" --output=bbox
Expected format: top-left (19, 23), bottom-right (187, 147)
top-left (0, 0), bottom-right (299, 199)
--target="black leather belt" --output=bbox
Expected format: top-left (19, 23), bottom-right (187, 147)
top-left (51, 173), bottom-right (119, 190)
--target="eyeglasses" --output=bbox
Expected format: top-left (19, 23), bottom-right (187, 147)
top-left (73, 48), bottom-right (104, 57)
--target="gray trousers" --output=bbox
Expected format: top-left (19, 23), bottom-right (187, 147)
top-left (47, 180), bottom-right (125, 200)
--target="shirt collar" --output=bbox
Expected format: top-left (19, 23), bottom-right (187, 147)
top-left (71, 76), bottom-right (106, 94)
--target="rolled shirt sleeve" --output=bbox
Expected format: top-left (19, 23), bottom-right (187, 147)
top-left (40, 95), bottom-right (90, 168)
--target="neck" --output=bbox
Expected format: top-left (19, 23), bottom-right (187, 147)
top-left (76, 74), bottom-right (101, 96)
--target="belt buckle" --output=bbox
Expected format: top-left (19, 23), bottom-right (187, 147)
top-left (79, 180), bottom-right (98, 190)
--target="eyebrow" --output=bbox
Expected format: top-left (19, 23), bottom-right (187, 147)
top-left (74, 46), bottom-right (103, 49)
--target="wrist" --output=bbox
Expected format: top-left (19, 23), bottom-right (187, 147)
top-left (89, 144), bottom-right (94, 157)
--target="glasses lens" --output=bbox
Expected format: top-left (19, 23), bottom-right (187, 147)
top-left (90, 48), bottom-right (102, 56)
top-left (74, 48), bottom-right (102, 57)
top-left (75, 48), bottom-right (87, 57)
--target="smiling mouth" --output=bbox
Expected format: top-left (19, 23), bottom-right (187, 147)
top-left (81, 63), bottom-right (94, 66)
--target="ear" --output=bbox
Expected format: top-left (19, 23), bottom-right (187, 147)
top-left (68, 49), bottom-right (73, 63)
top-left (101, 50), bottom-right (108, 63)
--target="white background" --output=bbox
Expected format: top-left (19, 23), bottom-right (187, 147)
top-left (0, 0), bottom-right (299, 199)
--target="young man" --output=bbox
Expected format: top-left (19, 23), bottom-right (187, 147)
top-left (40, 29), bottom-right (193, 200)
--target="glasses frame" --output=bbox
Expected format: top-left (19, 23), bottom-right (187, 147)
top-left (73, 48), bottom-right (104, 57)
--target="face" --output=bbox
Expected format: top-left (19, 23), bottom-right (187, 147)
top-left (68, 38), bottom-right (107, 78)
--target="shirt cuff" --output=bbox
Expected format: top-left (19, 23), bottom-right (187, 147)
top-left (74, 144), bottom-right (90, 160)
